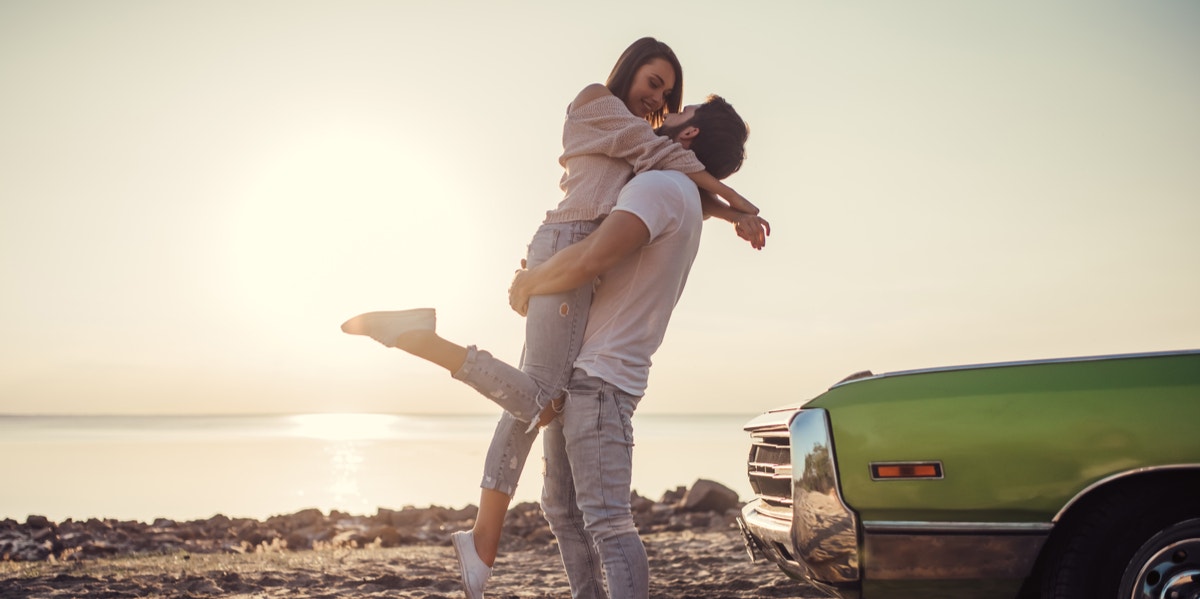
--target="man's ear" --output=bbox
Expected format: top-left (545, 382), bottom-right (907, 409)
top-left (677, 126), bottom-right (699, 149)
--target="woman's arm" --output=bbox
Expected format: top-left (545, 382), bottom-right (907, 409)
top-left (568, 84), bottom-right (765, 227)
top-left (688, 170), bottom-right (758, 215)
top-left (565, 86), bottom-right (705, 176)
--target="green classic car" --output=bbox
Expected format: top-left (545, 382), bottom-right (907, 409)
top-left (737, 350), bottom-right (1200, 599)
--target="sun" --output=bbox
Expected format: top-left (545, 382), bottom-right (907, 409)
top-left (220, 124), bottom-right (481, 344)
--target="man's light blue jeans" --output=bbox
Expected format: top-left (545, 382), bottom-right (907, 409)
top-left (542, 370), bottom-right (647, 599)
top-left (453, 351), bottom-right (648, 599)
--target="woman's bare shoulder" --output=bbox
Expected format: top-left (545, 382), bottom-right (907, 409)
top-left (570, 83), bottom-right (615, 111)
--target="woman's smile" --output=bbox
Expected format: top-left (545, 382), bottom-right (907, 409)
top-left (625, 57), bottom-right (675, 118)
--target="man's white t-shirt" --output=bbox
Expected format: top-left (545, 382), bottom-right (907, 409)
top-left (573, 170), bottom-right (703, 396)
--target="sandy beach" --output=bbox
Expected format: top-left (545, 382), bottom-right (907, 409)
top-left (1, 481), bottom-right (826, 599)
top-left (0, 531), bottom-right (820, 598)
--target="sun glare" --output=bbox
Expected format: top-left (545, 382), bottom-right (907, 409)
top-left (287, 413), bottom-right (400, 441)
top-left (223, 126), bottom-right (478, 340)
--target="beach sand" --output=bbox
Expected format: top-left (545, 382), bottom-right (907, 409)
top-left (1, 531), bottom-right (822, 598)
top-left (1, 482), bottom-right (827, 598)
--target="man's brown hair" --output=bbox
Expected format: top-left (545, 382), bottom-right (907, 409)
top-left (687, 95), bottom-right (749, 180)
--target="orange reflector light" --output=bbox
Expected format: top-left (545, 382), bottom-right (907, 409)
top-left (870, 462), bottom-right (944, 481)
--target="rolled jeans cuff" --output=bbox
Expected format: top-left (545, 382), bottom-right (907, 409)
top-left (452, 345), bottom-right (541, 423)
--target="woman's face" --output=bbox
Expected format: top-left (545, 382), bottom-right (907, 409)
top-left (624, 57), bottom-right (676, 119)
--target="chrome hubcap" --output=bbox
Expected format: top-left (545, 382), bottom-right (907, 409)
top-left (1130, 538), bottom-right (1200, 599)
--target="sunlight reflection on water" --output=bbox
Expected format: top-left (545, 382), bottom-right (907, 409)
top-left (287, 413), bottom-right (402, 441)
top-left (0, 413), bottom-right (755, 522)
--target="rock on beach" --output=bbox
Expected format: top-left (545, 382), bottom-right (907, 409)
top-left (1, 481), bottom-right (742, 563)
top-left (0, 480), bottom-right (826, 598)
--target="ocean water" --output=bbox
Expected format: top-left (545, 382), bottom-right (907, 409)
top-left (0, 413), bottom-right (756, 523)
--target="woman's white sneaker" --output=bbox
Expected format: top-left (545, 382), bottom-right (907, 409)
top-left (340, 309), bottom-right (436, 347)
top-left (450, 530), bottom-right (491, 599)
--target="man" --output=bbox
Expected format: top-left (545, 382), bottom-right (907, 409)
top-left (342, 95), bottom-right (760, 598)
top-left (504, 96), bottom-right (756, 599)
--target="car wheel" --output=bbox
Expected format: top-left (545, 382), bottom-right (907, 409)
top-left (1041, 482), bottom-right (1199, 599)
top-left (1118, 517), bottom-right (1200, 599)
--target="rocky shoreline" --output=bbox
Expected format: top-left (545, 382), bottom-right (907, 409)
top-left (2, 480), bottom-right (745, 563)
top-left (2, 480), bottom-right (825, 597)
top-left (0, 480), bottom-right (827, 598)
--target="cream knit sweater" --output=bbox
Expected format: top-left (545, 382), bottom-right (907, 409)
top-left (544, 95), bottom-right (705, 224)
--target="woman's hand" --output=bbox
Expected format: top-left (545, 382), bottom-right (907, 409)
top-left (734, 213), bottom-right (771, 250)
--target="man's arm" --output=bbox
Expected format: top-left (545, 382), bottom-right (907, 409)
top-left (508, 211), bottom-right (650, 315)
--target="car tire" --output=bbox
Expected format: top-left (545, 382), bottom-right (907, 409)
top-left (1117, 517), bottom-right (1200, 598)
top-left (1040, 481), bottom-right (1199, 599)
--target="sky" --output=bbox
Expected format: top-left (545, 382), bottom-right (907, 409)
top-left (1, 1), bottom-right (1197, 416)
